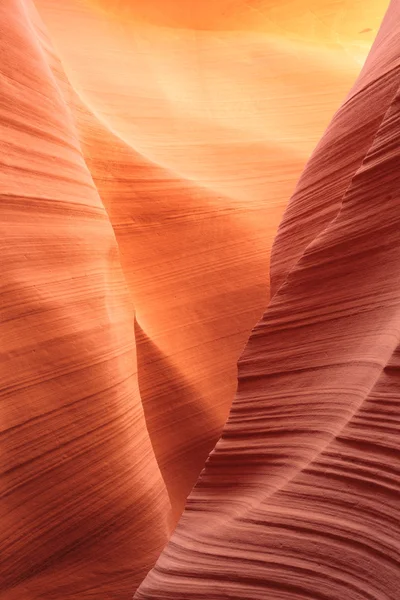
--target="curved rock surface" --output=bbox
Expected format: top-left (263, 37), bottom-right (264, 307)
top-left (135, 1), bottom-right (400, 599)
top-left (0, 0), bottom-right (394, 598)
top-left (0, 2), bottom-right (171, 598)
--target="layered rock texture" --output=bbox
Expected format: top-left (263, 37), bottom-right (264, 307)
top-left (0, 0), bottom-right (396, 599)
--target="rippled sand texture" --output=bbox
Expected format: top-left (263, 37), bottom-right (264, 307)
top-left (0, 0), bottom-right (392, 598)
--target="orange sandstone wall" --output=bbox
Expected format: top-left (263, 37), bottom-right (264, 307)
top-left (0, 0), bottom-right (392, 598)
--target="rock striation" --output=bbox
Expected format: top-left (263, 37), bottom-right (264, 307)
top-left (0, 0), bottom-right (394, 598)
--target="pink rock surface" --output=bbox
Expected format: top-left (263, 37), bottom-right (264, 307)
top-left (135, 1), bottom-right (400, 598)
top-left (0, 2), bottom-right (170, 598)
top-left (0, 0), bottom-right (396, 598)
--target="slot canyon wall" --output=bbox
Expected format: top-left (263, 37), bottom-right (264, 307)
top-left (1, 0), bottom-right (398, 599)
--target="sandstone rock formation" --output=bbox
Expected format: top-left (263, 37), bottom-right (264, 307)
top-left (135, 1), bottom-right (400, 598)
top-left (0, 0), bottom-right (393, 598)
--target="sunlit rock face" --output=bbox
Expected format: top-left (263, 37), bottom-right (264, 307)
top-left (0, 0), bottom-right (395, 598)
